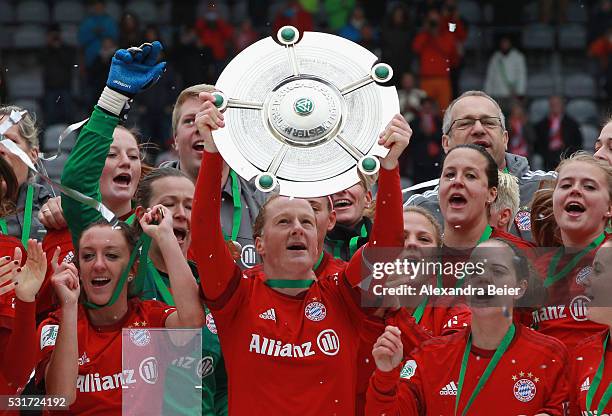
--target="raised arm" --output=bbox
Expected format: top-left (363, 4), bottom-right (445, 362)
top-left (366, 326), bottom-right (422, 416)
top-left (346, 114), bottom-right (409, 286)
top-left (43, 262), bottom-right (80, 405)
top-left (0, 241), bottom-right (49, 386)
top-left (61, 41), bottom-right (166, 246)
top-left (191, 93), bottom-right (239, 301)
top-left (139, 205), bottom-right (205, 328)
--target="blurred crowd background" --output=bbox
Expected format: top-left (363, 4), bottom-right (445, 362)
top-left (0, 0), bottom-right (610, 187)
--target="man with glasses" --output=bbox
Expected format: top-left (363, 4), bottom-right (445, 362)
top-left (405, 90), bottom-right (556, 242)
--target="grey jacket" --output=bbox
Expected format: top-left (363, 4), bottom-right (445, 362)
top-left (160, 159), bottom-right (265, 269)
top-left (2, 180), bottom-right (51, 241)
top-left (404, 153), bottom-right (556, 242)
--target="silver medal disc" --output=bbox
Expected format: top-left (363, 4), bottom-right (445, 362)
top-left (214, 26), bottom-right (399, 197)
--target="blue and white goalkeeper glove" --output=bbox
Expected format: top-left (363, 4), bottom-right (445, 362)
top-left (98, 41), bottom-right (167, 117)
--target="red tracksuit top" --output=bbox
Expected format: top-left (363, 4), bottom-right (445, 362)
top-left (570, 330), bottom-right (612, 416)
top-left (192, 151), bottom-right (403, 415)
top-left (366, 324), bottom-right (569, 415)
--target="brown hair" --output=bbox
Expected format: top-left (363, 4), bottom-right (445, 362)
top-left (0, 156), bottom-right (18, 216)
top-left (135, 167), bottom-right (191, 208)
top-left (530, 181), bottom-right (562, 247)
top-left (171, 84), bottom-right (216, 137)
top-left (403, 205), bottom-right (443, 247)
top-left (252, 194), bottom-right (281, 239)
top-left (75, 220), bottom-right (141, 299)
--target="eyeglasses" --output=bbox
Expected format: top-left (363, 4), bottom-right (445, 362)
top-left (446, 117), bottom-right (502, 134)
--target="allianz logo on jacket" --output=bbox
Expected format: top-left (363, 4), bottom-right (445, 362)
top-left (248, 329), bottom-right (340, 358)
top-left (76, 370), bottom-right (137, 393)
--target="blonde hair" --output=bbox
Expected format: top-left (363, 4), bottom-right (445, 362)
top-left (555, 151), bottom-right (612, 202)
top-left (171, 84), bottom-right (216, 137)
top-left (403, 205), bottom-right (443, 247)
top-left (0, 105), bottom-right (39, 149)
top-left (491, 171), bottom-right (520, 220)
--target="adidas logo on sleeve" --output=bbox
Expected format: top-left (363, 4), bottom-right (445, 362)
top-left (259, 308), bottom-right (276, 322)
top-left (440, 381), bottom-right (458, 396)
top-left (580, 377), bottom-right (590, 392)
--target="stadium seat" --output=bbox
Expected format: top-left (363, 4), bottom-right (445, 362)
top-left (526, 73), bottom-right (556, 98)
top-left (528, 98), bottom-right (550, 123)
top-left (563, 74), bottom-right (596, 98)
top-left (53, 1), bottom-right (85, 24)
top-left (42, 153), bottom-right (69, 184)
top-left (7, 70), bottom-right (44, 99)
top-left (126, 1), bottom-right (159, 24)
top-left (566, 1), bottom-right (588, 23)
top-left (558, 24), bottom-right (587, 50)
top-left (16, 0), bottom-right (49, 24)
top-left (43, 124), bottom-right (70, 152)
top-left (60, 24), bottom-right (79, 47)
top-left (580, 124), bottom-right (600, 151)
top-left (12, 99), bottom-right (41, 117)
top-left (522, 1), bottom-right (540, 23)
top-left (464, 26), bottom-right (489, 51)
top-left (158, 1), bottom-right (172, 24)
top-left (459, 72), bottom-right (483, 93)
top-left (105, 1), bottom-right (123, 21)
top-left (0, 0), bottom-right (14, 23)
top-left (457, 0), bottom-right (481, 24)
top-left (13, 25), bottom-right (46, 48)
top-left (521, 24), bottom-right (555, 50)
top-left (566, 99), bottom-right (599, 124)
top-left (0, 26), bottom-right (13, 49)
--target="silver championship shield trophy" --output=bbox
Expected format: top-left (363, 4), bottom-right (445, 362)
top-left (213, 26), bottom-right (399, 197)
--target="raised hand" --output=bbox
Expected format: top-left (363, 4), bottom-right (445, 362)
top-left (106, 41), bottom-right (166, 96)
top-left (0, 253), bottom-right (21, 297)
top-left (195, 91), bottom-right (225, 154)
top-left (378, 114), bottom-right (413, 170)
top-left (13, 240), bottom-right (50, 302)
top-left (51, 259), bottom-right (80, 306)
top-left (139, 204), bottom-right (174, 242)
top-left (38, 196), bottom-right (67, 230)
top-left (372, 325), bottom-right (404, 372)
top-left (99, 41), bottom-right (167, 117)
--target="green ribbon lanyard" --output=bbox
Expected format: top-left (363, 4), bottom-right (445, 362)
top-left (349, 223), bottom-right (368, 257)
top-left (83, 234), bottom-right (152, 309)
top-left (412, 295), bottom-right (429, 324)
top-left (147, 258), bottom-right (175, 306)
top-left (266, 252), bottom-right (322, 289)
top-left (544, 233), bottom-right (606, 288)
top-left (455, 323), bottom-right (516, 416)
top-left (223, 170), bottom-right (241, 242)
top-left (125, 213), bottom-right (136, 225)
top-left (265, 279), bottom-right (315, 288)
top-left (0, 184), bottom-right (34, 248)
top-left (586, 332), bottom-right (612, 415)
top-left (330, 223), bottom-right (368, 259)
